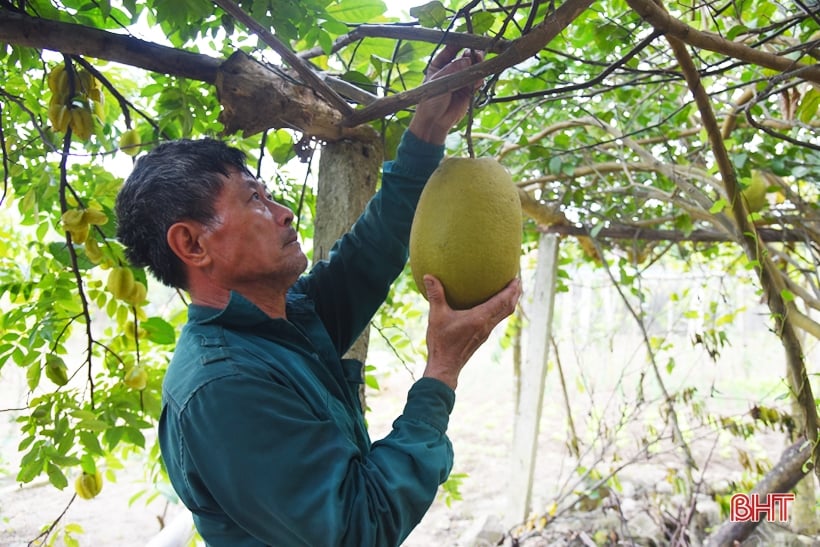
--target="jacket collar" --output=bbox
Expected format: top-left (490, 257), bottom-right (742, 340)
top-left (188, 290), bottom-right (313, 330)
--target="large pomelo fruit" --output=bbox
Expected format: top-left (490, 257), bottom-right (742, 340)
top-left (409, 157), bottom-right (522, 309)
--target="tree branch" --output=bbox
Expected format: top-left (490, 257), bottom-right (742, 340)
top-left (661, 20), bottom-right (819, 484)
top-left (541, 223), bottom-right (813, 243)
top-left (625, 0), bottom-right (820, 84)
top-left (297, 24), bottom-right (512, 60)
top-left (342, 0), bottom-right (596, 127)
top-left (706, 438), bottom-right (813, 546)
top-left (0, 10), bottom-right (220, 82)
top-left (212, 0), bottom-right (353, 117)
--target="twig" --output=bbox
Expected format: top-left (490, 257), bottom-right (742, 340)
top-left (590, 236), bottom-right (699, 474)
top-left (540, 224), bottom-right (812, 244)
top-left (55, 68), bottom-right (96, 408)
top-left (27, 493), bottom-right (76, 546)
top-left (551, 335), bottom-right (580, 457)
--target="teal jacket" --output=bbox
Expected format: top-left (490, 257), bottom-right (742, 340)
top-left (158, 131), bottom-right (455, 547)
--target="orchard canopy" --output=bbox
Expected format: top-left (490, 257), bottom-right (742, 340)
top-left (0, 0), bottom-right (818, 538)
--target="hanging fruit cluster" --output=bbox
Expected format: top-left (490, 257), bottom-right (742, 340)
top-left (46, 63), bottom-right (104, 141)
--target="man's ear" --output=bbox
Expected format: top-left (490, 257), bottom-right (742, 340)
top-left (167, 221), bottom-right (211, 268)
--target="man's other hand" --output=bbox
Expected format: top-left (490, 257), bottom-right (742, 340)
top-left (422, 274), bottom-right (521, 390)
top-left (408, 45), bottom-right (485, 145)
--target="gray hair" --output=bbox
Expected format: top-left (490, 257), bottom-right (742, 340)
top-left (115, 138), bottom-right (251, 289)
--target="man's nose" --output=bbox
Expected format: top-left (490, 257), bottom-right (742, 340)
top-left (270, 201), bottom-right (294, 226)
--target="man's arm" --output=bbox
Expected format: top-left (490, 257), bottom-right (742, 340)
top-left (293, 131), bottom-right (444, 355)
top-left (295, 46), bottom-right (485, 356)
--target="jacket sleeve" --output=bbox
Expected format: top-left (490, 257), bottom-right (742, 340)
top-left (175, 376), bottom-right (455, 547)
top-left (293, 131), bottom-right (444, 356)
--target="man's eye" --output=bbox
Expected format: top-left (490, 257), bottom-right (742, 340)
top-left (252, 192), bottom-right (261, 200)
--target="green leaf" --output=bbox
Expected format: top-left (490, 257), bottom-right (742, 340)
top-left (47, 242), bottom-right (95, 271)
top-left (17, 443), bottom-right (44, 483)
top-left (141, 316), bottom-right (176, 345)
top-left (26, 361), bottom-right (41, 390)
top-left (726, 24), bottom-right (749, 40)
top-left (70, 409), bottom-right (99, 421)
top-left (123, 427), bottom-right (146, 447)
top-left (467, 11), bottom-right (495, 34)
top-left (341, 70), bottom-right (378, 93)
top-left (103, 427), bottom-right (124, 449)
top-left (710, 199), bottom-right (727, 214)
top-left (327, 0), bottom-right (387, 23)
top-left (317, 29), bottom-right (334, 54)
top-left (65, 523), bottom-right (85, 534)
top-left (548, 156), bottom-right (562, 175)
top-left (321, 18), bottom-right (350, 36)
top-left (46, 461), bottom-right (68, 489)
top-left (76, 419), bottom-right (110, 432)
top-left (796, 88), bottom-right (819, 124)
top-left (365, 374), bottom-right (380, 390)
top-left (410, 1), bottom-right (448, 28)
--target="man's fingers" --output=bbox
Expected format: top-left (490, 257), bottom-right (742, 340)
top-left (479, 277), bottom-right (522, 322)
top-left (428, 44), bottom-right (460, 72)
top-left (423, 274), bottom-right (446, 306)
top-left (426, 47), bottom-right (484, 78)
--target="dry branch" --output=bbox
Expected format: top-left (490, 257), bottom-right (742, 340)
top-left (706, 438), bottom-right (813, 546)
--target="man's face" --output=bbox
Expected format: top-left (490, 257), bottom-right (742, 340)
top-left (199, 167), bottom-right (308, 292)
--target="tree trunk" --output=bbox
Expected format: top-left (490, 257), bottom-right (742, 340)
top-left (314, 137), bottom-right (383, 411)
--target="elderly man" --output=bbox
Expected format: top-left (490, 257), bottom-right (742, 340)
top-left (115, 46), bottom-right (521, 546)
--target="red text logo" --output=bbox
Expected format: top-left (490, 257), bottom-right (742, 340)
top-left (730, 493), bottom-right (795, 522)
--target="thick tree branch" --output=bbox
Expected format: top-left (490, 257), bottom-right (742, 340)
top-left (0, 10), bottom-right (220, 82)
top-left (706, 438), bottom-right (813, 546)
top-left (212, 0), bottom-right (353, 117)
top-left (215, 51), bottom-right (378, 141)
top-left (297, 24), bottom-right (512, 60)
top-left (625, 0), bottom-right (820, 84)
top-left (342, 0), bottom-right (596, 127)
top-left (662, 27), bottom-right (819, 484)
top-left (0, 11), bottom-right (370, 140)
top-left (542, 223), bottom-right (812, 243)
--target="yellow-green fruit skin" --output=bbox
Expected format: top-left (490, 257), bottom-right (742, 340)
top-left (409, 157), bottom-right (522, 310)
top-left (74, 471), bottom-right (103, 500)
